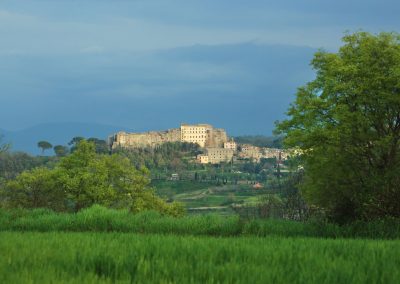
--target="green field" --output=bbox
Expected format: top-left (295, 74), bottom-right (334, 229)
top-left (152, 180), bottom-right (267, 214)
top-left (2, 206), bottom-right (400, 239)
top-left (1, 232), bottom-right (399, 283)
top-left (1, 207), bottom-right (399, 283)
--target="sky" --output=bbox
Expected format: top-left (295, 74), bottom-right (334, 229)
top-left (1, 0), bottom-right (399, 135)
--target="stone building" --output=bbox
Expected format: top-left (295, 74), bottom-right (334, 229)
top-left (197, 154), bottom-right (209, 164)
top-left (261, 148), bottom-right (281, 159)
top-left (180, 123), bottom-right (228, 148)
top-left (109, 128), bottom-right (180, 149)
top-left (203, 148), bottom-right (234, 164)
top-left (205, 128), bottom-right (228, 148)
top-left (238, 145), bottom-right (290, 162)
top-left (224, 140), bottom-right (237, 151)
top-left (109, 123), bottom-right (228, 150)
top-left (239, 144), bottom-right (263, 161)
top-left (180, 124), bottom-right (212, 148)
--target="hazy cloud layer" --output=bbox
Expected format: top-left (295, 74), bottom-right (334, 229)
top-left (0, 0), bottom-right (399, 135)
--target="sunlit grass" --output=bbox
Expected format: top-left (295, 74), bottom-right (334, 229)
top-left (1, 205), bottom-right (400, 239)
top-left (0, 232), bottom-right (399, 283)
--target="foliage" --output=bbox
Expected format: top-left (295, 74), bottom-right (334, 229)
top-left (37, 140), bottom-right (52, 154)
top-left (115, 142), bottom-right (201, 172)
top-left (2, 167), bottom-right (65, 211)
top-left (234, 135), bottom-right (283, 148)
top-left (87, 137), bottom-right (109, 154)
top-left (69, 136), bottom-right (109, 154)
top-left (276, 32), bottom-right (400, 222)
top-left (1, 140), bottom-right (183, 215)
top-left (68, 136), bottom-right (85, 146)
top-left (0, 152), bottom-right (55, 180)
top-left (53, 145), bottom-right (69, 157)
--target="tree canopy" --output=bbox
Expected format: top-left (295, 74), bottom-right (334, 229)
top-left (276, 32), bottom-right (400, 222)
top-left (1, 140), bottom-right (183, 216)
top-left (37, 141), bottom-right (53, 154)
top-left (53, 145), bottom-right (69, 157)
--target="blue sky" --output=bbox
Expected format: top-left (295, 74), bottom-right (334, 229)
top-left (1, 0), bottom-right (399, 135)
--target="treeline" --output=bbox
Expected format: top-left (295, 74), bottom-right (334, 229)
top-left (0, 153), bottom-right (55, 180)
top-left (37, 137), bottom-right (109, 157)
top-left (0, 137), bottom-right (109, 181)
top-left (234, 135), bottom-right (283, 148)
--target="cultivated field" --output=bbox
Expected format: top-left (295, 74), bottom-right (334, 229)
top-left (1, 232), bottom-right (399, 283)
top-left (1, 206), bottom-right (399, 283)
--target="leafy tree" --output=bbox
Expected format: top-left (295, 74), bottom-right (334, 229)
top-left (0, 152), bottom-right (55, 180)
top-left (37, 141), bottom-right (53, 155)
top-left (68, 136), bottom-right (85, 146)
top-left (87, 137), bottom-right (109, 154)
top-left (2, 167), bottom-right (66, 211)
top-left (53, 145), bottom-right (69, 157)
top-left (68, 136), bottom-right (85, 153)
top-left (276, 32), bottom-right (400, 222)
top-left (61, 141), bottom-right (183, 214)
top-left (2, 140), bottom-right (183, 215)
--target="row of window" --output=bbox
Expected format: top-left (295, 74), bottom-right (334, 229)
top-left (182, 136), bottom-right (206, 139)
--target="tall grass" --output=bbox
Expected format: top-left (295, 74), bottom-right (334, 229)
top-left (1, 205), bottom-right (399, 239)
top-left (0, 232), bottom-right (399, 283)
top-left (0, 205), bottom-right (241, 236)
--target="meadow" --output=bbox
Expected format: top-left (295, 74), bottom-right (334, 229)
top-left (1, 205), bottom-right (400, 239)
top-left (1, 206), bottom-right (400, 283)
top-left (152, 180), bottom-right (284, 214)
top-left (0, 232), bottom-right (399, 283)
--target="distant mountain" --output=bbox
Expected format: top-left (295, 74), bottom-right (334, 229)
top-left (0, 122), bottom-right (134, 155)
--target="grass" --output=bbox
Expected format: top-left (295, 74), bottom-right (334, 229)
top-left (1, 206), bottom-right (399, 283)
top-left (0, 206), bottom-right (242, 236)
top-left (152, 180), bottom-right (215, 195)
top-left (1, 205), bottom-right (400, 239)
top-left (153, 180), bottom-right (267, 211)
top-left (0, 232), bottom-right (399, 283)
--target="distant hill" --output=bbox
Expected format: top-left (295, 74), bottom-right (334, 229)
top-left (0, 122), bottom-right (134, 155)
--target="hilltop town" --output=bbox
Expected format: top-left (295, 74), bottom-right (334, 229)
top-left (109, 123), bottom-right (289, 164)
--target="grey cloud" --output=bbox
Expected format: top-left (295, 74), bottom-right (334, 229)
top-left (0, 0), bottom-right (398, 134)
top-left (0, 42), bottom-right (315, 134)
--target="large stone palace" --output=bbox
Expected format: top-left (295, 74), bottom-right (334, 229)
top-left (109, 123), bottom-right (228, 149)
top-left (109, 123), bottom-right (291, 164)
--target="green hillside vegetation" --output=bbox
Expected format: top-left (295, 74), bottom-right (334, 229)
top-left (0, 152), bottom-right (56, 180)
top-left (114, 142), bottom-right (201, 172)
top-left (0, 139), bottom-right (283, 216)
top-left (234, 135), bottom-right (283, 148)
top-left (1, 141), bottom-right (183, 216)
